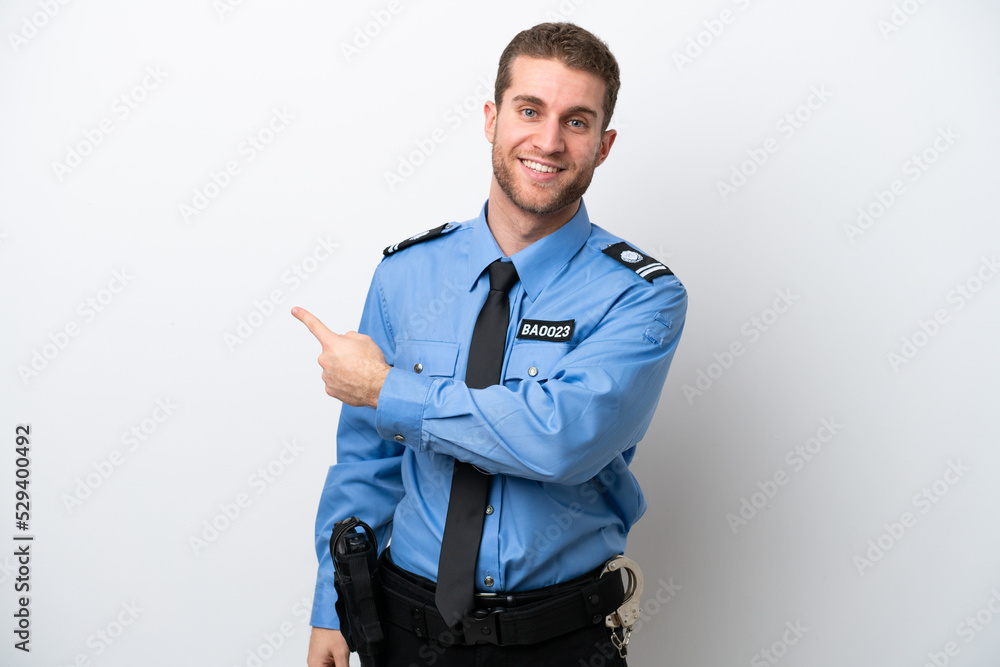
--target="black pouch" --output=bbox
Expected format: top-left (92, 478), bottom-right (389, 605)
top-left (330, 516), bottom-right (385, 667)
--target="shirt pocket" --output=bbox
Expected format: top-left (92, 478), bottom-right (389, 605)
top-left (503, 342), bottom-right (571, 384)
top-left (393, 340), bottom-right (460, 377)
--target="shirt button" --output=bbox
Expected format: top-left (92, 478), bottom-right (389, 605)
top-left (485, 505), bottom-right (494, 515)
top-left (413, 363), bottom-right (423, 374)
top-left (527, 366), bottom-right (538, 377)
top-left (484, 576), bottom-right (494, 587)
top-left (394, 434), bottom-right (404, 442)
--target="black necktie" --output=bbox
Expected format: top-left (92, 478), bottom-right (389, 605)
top-left (435, 259), bottom-right (519, 626)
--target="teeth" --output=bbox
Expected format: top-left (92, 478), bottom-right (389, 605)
top-left (522, 159), bottom-right (560, 173)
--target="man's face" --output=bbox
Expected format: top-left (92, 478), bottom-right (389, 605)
top-left (485, 56), bottom-right (616, 217)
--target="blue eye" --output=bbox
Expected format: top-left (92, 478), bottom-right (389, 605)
top-left (522, 109), bottom-right (537, 118)
top-left (569, 119), bottom-right (584, 128)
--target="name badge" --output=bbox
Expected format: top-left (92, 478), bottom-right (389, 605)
top-left (516, 319), bottom-right (575, 342)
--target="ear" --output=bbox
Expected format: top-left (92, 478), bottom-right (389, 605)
top-left (484, 101), bottom-right (498, 144)
top-left (595, 128), bottom-right (617, 167)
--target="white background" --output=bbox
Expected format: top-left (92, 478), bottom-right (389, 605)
top-left (2, 1), bottom-right (999, 666)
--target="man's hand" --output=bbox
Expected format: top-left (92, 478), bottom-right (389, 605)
top-left (307, 627), bottom-right (351, 667)
top-left (292, 307), bottom-right (391, 408)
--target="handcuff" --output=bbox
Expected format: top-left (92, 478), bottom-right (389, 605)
top-left (602, 555), bottom-right (644, 659)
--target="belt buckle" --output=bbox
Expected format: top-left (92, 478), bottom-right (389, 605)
top-left (462, 607), bottom-right (503, 645)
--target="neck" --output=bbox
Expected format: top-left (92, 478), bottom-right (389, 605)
top-left (485, 178), bottom-right (580, 256)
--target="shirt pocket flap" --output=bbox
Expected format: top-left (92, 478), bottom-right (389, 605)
top-left (394, 340), bottom-right (460, 377)
top-left (504, 343), bottom-right (569, 383)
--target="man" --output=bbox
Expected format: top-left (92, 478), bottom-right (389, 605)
top-left (296, 22), bottom-right (686, 667)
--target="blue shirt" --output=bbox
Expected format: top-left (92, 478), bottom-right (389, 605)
top-left (311, 200), bottom-right (687, 629)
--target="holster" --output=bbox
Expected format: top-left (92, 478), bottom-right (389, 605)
top-left (330, 516), bottom-right (385, 667)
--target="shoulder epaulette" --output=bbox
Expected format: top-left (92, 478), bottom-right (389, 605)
top-left (602, 241), bottom-right (673, 282)
top-left (383, 223), bottom-right (456, 257)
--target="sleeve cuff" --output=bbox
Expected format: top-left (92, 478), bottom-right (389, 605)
top-left (375, 366), bottom-right (433, 450)
top-left (310, 583), bottom-right (341, 630)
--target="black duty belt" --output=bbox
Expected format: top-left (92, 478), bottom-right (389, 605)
top-left (379, 550), bottom-right (625, 647)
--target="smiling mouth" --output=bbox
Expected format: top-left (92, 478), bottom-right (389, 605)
top-left (520, 158), bottom-right (563, 174)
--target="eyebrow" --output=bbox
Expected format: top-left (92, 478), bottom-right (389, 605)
top-left (511, 94), bottom-right (599, 118)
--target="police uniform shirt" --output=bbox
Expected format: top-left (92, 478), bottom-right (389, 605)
top-left (310, 199), bottom-right (687, 629)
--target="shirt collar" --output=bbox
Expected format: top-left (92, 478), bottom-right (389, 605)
top-left (466, 199), bottom-right (592, 301)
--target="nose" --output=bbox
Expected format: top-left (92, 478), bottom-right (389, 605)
top-left (532, 117), bottom-right (564, 155)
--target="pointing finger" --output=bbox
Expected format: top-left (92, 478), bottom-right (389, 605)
top-left (291, 307), bottom-right (337, 345)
